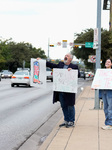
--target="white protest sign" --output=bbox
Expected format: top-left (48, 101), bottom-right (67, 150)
top-left (53, 68), bottom-right (78, 93)
top-left (30, 58), bottom-right (46, 87)
top-left (91, 69), bottom-right (112, 89)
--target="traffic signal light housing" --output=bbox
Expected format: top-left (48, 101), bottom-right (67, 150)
top-left (74, 45), bottom-right (79, 48)
top-left (49, 45), bottom-right (54, 47)
top-left (74, 45), bottom-right (82, 48)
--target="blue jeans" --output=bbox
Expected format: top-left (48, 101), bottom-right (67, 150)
top-left (59, 92), bottom-right (75, 122)
top-left (102, 90), bottom-right (112, 125)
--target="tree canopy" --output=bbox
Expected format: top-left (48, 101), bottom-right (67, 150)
top-left (0, 39), bottom-right (47, 72)
top-left (72, 28), bottom-right (112, 70)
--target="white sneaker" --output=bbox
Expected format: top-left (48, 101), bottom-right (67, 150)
top-left (101, 125), bottom-right (112, 130)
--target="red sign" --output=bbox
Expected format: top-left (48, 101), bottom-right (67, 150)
top-left (90, 56), bottom-right (96, 63)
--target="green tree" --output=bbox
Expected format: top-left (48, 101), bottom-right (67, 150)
top-left (101, 30), bottom-right (112, 67)
top-left (72, 28), bottom-right (95, 70)
top-left (0, 39), bottom-right (12, 70)
top-left (8, 42), bottom-right (47, 72)
top-left (72, 28), bottom-right (112, 70)
top-left (0, 39), bottom-right (47, 72)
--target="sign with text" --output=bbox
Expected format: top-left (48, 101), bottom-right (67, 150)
top-left (93, 28), bottom-right (98, 43)
top-left (93, 28), bottom-right (98, 49)
top-left (91, 69), bottom-right (112, 89)
top-left (62, 40), bottom-right (67, 48)
top-left (53, 69), bottom-right (78, 93)
top-left (85, 42), bottom-right (93, 48)
top-left (88, 55), bottom-right (96, 63)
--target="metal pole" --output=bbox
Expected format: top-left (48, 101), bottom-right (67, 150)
top-left (48, 38), bottom-right (50, 59)
top-left (94, 0), bottom-right (101, 109)
top-left (110, 0), bottom-right (112, 31)
top-left (23, 60), bottom-right (25, 69)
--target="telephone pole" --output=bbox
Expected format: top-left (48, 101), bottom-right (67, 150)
top-left (94, 0), bottom-right (101, 109)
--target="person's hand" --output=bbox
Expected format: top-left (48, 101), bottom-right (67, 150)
top-left (37, 57), bottom-right (41, 60)
top-left (68, 68), bottom-right (72, 71)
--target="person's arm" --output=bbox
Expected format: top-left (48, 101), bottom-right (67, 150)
top-left (46, 61), bottom-right (59, 69)
top-left (37, 58), bottom-right (60, 69)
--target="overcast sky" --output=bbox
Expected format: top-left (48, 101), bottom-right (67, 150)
top-left (0, 0), bottom-right (109, 59)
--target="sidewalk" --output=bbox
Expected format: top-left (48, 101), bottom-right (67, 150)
top-left (39, 86), bottom-right (112, 150)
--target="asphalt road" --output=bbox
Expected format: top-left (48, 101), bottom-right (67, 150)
top-left (0, 78), bottom-right (92, 150)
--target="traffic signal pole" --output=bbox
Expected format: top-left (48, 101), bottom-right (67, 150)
top-left (48, 38), bottom-right (50, 59)
top-left (110, 0), bottom-right (112, 31)
top-left (94, 0), bottom-right (101, 109)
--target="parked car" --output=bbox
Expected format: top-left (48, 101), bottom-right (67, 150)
top-left (85, 72), bottom-right (90, 78)
top-left (85, 71), bottom-right (94, 78)
top-left (46, 67), bottom-right (53, 82)
top-left (1, 70), bottom-right (13, 78)
top-left (90, 72), bottom-right (94, 77)
top-left (11, 70), bottom-right (31, 87)
top-left (80, 71), bottom-right (85, 78)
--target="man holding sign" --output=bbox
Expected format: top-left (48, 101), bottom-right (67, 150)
top-left (37, 53), bottom-right (80, 128)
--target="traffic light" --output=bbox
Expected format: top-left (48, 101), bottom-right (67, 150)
top-left (79, 46), bottom-right (82, 48)
top-left (49, 44), bottom-right (54, 47)
top-left (74, 45), bottom-right (79, 48)
top-left (74, 45), bottom-right (82, 48)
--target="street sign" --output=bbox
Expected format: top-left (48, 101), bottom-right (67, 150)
top-left (85, 42), bottom-right (93, 48)
top-left (93, 28), bottom-right (98, 49)
top-left (62, 40), bottom-right (67, 48)
top-left (88, 55), bottom-right (96, 63)
top-left (94, 28), bottom-right (98, 43)
top-left (57, 42), bottom-right (61, 46)
top-left (69, 42), bottom-right (73, 46)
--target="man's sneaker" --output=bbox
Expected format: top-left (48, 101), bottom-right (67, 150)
top-left (59, 121), bottom-right (68, 127)
top-left (101, 125), bottom-right (112, 130)
top-left (66, 122), bottom-right (75, 128)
